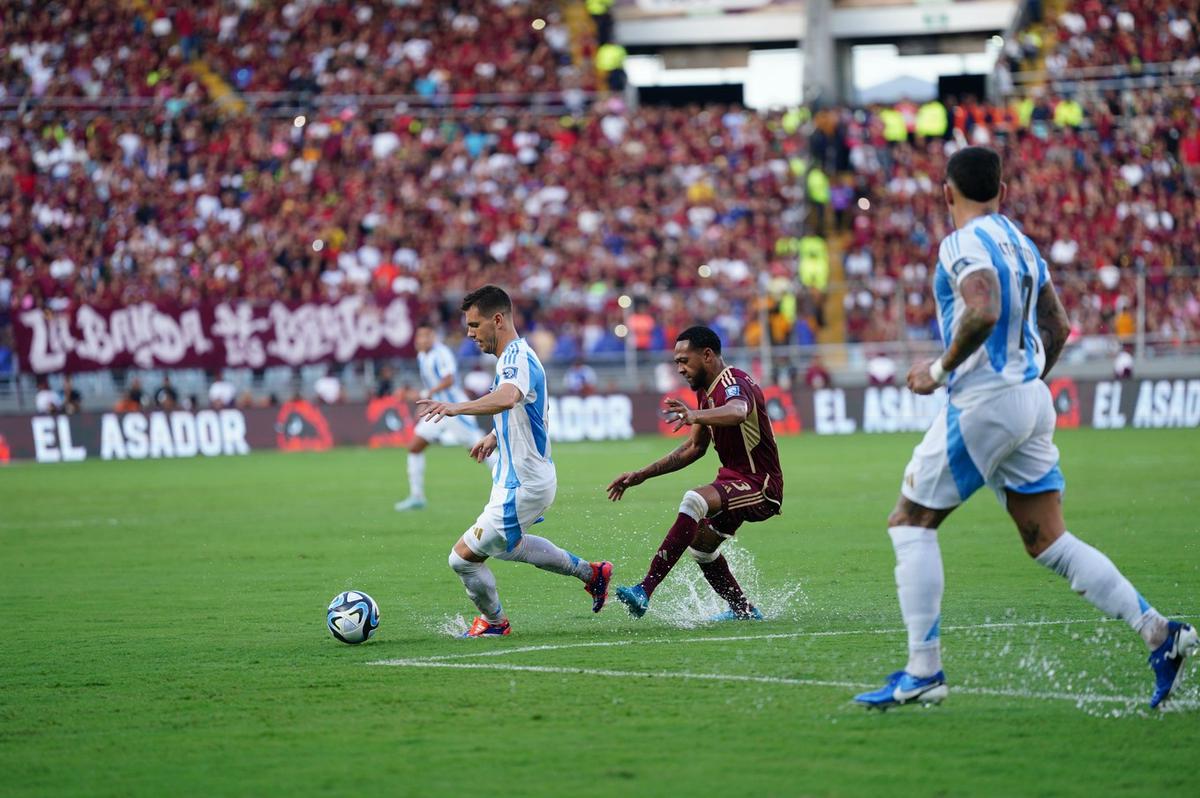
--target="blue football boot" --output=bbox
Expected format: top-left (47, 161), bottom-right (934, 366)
top-left (1149, 621), bottom-right (1199, 709)
top-left (615, 585), bottom-right (649, 618)
top-left (709, 605), bottom-right (764, 622)
top-left (854, 670), bottom-right (948, 710)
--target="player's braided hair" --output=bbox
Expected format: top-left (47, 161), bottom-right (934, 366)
top-left (461, 284), bottom-right (513, 316)
top-left (946, 146), bottom-right (1002, 203)
top-left (677, 325), bottom-right (722, 354)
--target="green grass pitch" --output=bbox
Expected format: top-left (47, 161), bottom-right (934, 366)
top-left (2, 428), bottom-right (1198, 797)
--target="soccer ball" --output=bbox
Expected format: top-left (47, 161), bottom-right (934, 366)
top-left (326, 590), bottom-right (380, 644)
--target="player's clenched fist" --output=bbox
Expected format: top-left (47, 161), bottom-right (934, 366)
top-left (906, 359), bottom-right (940, 396)
top-left (607, 470), bottom-right (645, 501)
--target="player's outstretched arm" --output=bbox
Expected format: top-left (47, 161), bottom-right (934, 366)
top-left (663, 396), bottom-right (748, 429)
top-left (415, 383), bottom-right (522, 422)
top-left (1036, 281), bottom-right (1070, 378)
top-left (606, 423), bottom-right (710, 501)
top-left (909, 269), bottom-right (1000, 394)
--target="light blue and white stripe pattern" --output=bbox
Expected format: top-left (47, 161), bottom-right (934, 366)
top-left (419, 343), bottom-right (478, 430)
top-left (934, 213), bottom-right (1048, 408)
top-left (491, 338), bottom-right (554, 490)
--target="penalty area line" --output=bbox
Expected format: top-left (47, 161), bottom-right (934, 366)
top-left (364, 659), bottom-right (1200, 709)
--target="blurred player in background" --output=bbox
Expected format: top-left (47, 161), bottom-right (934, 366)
top-left (854, 146), bottom-right (1197, 710)
top-left (395, 323), bottom-right (494, 511)
top-left (416, 285), bottom-right (613, 637)
top-left (607, 326), bottom-right (784, 621)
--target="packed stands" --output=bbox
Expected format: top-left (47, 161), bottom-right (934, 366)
top-left (1011, 0), bottom-right (1200, 78)
top-left (2, 0), bottom-right (1199, 384)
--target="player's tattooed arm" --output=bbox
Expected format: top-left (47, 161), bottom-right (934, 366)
top-left (942, 269), bottom-right (1001, 369)
top-left (607, 424), bottom-right (710, 500)
top-left (908, 269), bottom-right (1000, 394)
top-left (1035, 281), bottom-right (1070, 378)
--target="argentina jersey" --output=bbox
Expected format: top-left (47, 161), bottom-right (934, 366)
top-left (935, 213), bottom-right (1049, 407)
top-left (492, 338), bottom-right (554, 489)
top-left (418, 343), bottom-right (478, 429)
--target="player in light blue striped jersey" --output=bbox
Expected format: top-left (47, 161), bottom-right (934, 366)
top-left (416, 285), bottom-right (613, 637)
top-left (394, 324), bottom-right (492, 512)
top-left (854, 147), bottom-right (1196, 710)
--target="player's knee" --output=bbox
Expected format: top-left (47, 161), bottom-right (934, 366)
top-left (687, 546), bottom-right (719, 564)
top-left (887, 507), bottom-right (911, 528)
top-left (449, 549), bottom-right (476, 573)
top-left (679, 490), bottom-right (709, 521)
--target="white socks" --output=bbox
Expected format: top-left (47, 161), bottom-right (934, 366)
top-left (448, 551), bottom-right (503, 622)
top-left (890, 526), bottom-right (944, 678)
top-left (1036, 532), bottom-right (1167, 648)
top-left (407, 451), bottom-right (425, 501)
top-left (496, 534), bottom-right (593, 581)
top-left (888, 527), bottom-right (1169, 677)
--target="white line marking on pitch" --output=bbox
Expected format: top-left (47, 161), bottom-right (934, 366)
top-left (383, 616), bottom-right (1138, 664)
top-left (365, 659), bottom-right (1200, 709)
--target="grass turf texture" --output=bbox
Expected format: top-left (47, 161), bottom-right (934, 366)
top-left (2, 428), bottom-right (1198, 797)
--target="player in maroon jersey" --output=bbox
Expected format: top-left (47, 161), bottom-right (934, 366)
top-left (607, 326), bottom-right (784, 620)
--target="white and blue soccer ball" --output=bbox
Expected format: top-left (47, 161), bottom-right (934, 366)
top-left (326, 590), bottom-right (380, 644)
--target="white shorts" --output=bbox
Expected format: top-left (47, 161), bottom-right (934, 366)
top-left (460, 480), bottom-right (557, 558)
top-left (415, 416), bottom-right (485, 448)
top-left (901, 380), bottom-right (1065, 509)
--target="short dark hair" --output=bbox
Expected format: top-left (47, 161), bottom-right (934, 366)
top-left (946, 146), bottom-right (1002, 203)
top-left (676, 325), bottom-right (722, 354)
top-left (460, 285), bottom-right (512, 316)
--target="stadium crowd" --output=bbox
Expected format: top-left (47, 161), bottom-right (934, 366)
top-left (999, 0), bottom-right (1200, 79)
top-left (1, 0), bottom-right (591, 102)
top-left (836, 85), bottom-right (1200, 346)
top-left (3, 0), bottom-right (1200, 387)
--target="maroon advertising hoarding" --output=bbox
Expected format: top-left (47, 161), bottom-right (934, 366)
top-left (1, 377), bottom-right (1198, 465)
top-left (11, 296), bottom-right (418, 375)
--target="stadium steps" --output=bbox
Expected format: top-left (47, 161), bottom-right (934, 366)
top-left (189, 61), bottom-right (247, 117)
top-left (1022, 0), bottom-right (1069, 86)
top-left (817, 232), bottom-right (849, 349)
top-left (124, 0), bottom-right (246, 117)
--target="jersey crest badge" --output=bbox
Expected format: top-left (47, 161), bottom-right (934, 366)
top-left (725, 385), bottom-right (741, 398)
top-left (502, 367), bottom-right (516, 379)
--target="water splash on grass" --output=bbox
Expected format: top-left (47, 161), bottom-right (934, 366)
top-left (434, 614), bottom-right (470, 637)
top-left (645, 541), bottom-right (808, 629)
top-left (953, 618), bottom-right (1200, 717)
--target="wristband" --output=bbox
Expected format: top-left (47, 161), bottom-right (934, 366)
top-left (929, 358), bottom-right (948, 386)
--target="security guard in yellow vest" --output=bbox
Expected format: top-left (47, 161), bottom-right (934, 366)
top-left (915, 99), bottom-right (948, 139)
top-left (879, 107), bottom-right (908, 143)
top-left (799, 235), bottom-right (830, 292)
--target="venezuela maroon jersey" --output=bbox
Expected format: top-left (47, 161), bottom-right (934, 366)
top-left (696, 367), bottom-right (784, 502)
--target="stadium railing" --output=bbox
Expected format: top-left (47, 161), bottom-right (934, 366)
top-left (1002, 60), bottom-right (1200, 96)
top-left (0, 89), bottom-right (602, 121)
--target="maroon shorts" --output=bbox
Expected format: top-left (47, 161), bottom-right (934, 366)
top-left (703, 467), bottom-right (782, 537)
